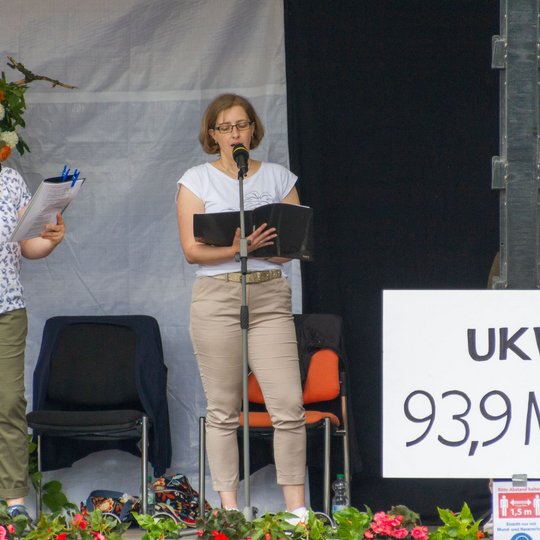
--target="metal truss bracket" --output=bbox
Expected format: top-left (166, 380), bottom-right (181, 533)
top-left (491, 156), bottom-right (508, 189)
top-left (492, 35), bottom-right (507, 69)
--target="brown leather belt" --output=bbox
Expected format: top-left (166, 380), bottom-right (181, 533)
top-left (211, 269), bottom-right (282, 283)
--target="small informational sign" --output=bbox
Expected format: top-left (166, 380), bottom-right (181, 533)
top-left (383, 290), bottom-right (540, 478)
top-left (492, 480), bottom-right (540, 539)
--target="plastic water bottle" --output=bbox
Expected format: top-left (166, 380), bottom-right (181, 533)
top-left (331, 473), bottom-right (349, 515)
top-left (146, 475), bottom-right (155, 515)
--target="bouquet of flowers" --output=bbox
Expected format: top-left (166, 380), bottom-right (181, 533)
top-left (0, 56), bottom-right (75, 161)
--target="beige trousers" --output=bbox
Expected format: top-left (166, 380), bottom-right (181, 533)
top-left (0, 308), bottom-right (29, 499)
top-left (190, 276), bottom-right (306, 492)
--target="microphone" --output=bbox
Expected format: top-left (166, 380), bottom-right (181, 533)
top-left (232, 144), bottom-right (249, 176)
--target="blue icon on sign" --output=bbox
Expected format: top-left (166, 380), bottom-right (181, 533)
top-left (511, 533), bottom-right (532, 540)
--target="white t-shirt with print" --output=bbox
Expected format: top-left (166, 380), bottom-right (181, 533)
top-left (0, 167), bottom-right (32, 314)
top-left (178, 161), bottom-right (297, 276)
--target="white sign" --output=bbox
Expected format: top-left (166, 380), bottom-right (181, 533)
top-left (492, 480), bottom-right (540, 539)
top-left (383, 290), bottom-right (540, 478)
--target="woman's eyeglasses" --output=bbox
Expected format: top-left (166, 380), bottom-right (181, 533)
top-left (213, 120), bottom-right (253, 134)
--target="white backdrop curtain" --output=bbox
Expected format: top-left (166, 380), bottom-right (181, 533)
top-left (0, 0), bottom-right (303, 513)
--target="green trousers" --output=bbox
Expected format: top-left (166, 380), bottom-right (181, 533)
top-left (0, 308), bottom-right (29, 500)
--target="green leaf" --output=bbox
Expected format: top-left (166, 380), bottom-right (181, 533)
top-left (42, 490), bottom-right (69, 512)
top-left (43, 480), bottom-right (63, 493)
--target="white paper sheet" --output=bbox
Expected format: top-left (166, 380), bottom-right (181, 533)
top-left (9, 177), bottom-right (85, 242)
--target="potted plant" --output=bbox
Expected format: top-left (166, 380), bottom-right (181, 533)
top-left (331, 506), bottom-right (372, 539)
top-left (330, 505), bottom-right (429, 540)
top-left (195, 509), bottom-right (251, 540)
top-left (429, 503), bottom-right (486, 540)
top-left (131, 512), bottom-right (186, 540)
top-left (0, 501), bottom-right (30, 540)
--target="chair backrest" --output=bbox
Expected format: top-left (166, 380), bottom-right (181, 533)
top-left (302, 349), bottom-right (340, 403)
top-left (247, 348), bottom-right (340, 406)
top-left (46, 321), bottom-right (140, 409)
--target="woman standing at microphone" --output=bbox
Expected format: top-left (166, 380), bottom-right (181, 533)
top-left (176, 94), bottom-right (307, 519)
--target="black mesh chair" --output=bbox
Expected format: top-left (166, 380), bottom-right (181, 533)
top-left (27, 315), bottom-right (171, 513)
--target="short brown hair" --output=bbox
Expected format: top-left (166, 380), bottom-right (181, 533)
top-left (199, 94), bottom-right (265, 154)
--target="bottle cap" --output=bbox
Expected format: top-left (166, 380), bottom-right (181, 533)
top-left (337, 473), bottom-right (344, 479)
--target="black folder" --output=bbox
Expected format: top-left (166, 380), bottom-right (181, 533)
top-left (193, 203), bottom-right (313, 261)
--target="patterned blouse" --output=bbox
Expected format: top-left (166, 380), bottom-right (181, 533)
top-left (0, 166), bottom-right (31, 314)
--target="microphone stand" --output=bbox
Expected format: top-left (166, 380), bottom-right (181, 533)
top-left (236, 164), bottom-right (254, 520)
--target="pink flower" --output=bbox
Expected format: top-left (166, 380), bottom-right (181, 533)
top-left (411, 526), bottom-right (429, 540)
top-left (0, 525), bottom-right (6, 540)
top-left (370, 512), bottom-right (406, 536)
top-left (6, 525), bottom-right (14, 535)
top-left (391, 527), bottom-right (409, 538)
top-left (197, 531), bottom-right (204, 537)
top-left (93, 533), bottom-right (106, 540)
top-left (364, 530), bottom-right (374, 539)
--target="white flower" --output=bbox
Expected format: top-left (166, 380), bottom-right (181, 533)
top-left (0, 130), bottom-right (19, 149)
top-left (0, 103), bottom-right (4, 121)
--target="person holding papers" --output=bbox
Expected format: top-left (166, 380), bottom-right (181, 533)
top-left (0, 165), bottom-right (65, 521)
top-left (176, 94), bottom-right (307, 520)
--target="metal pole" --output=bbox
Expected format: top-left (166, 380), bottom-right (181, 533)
top-left (237, 169), bottom-right (253, 520)
top-left (141, 416), bottom-right (149, 515)
top-left (199, 417), bottom-right (206, 519)
top-left (323, 418), bottom-right (331, 516)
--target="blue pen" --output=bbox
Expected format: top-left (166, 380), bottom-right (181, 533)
top-left (70, 169), bottom-right (80, 188)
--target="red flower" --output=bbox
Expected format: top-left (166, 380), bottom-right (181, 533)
top-left (6, 525), bottom-right (15, 535)
top-left (213, 533), bottom-right (230, 540)
top-left (197, 530), bottom-right (204, 537)
top-left (56, 533), bottom-right (68, 540)
top-left (0, 144), bottom-right (11, 161)
top-left (72, 513), bottom-right (88, 530)
top-left (477, 532), bottom-right (485, 539)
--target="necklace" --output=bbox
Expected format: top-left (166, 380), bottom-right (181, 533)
top-left (215, 158), bottom-right (245, 178)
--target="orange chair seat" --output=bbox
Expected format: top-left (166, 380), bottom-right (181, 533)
top-left (240, 410), bottom-right (340, 428)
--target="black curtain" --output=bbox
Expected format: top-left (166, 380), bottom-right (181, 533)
top-left (284, 0), bottom-right (499, 522)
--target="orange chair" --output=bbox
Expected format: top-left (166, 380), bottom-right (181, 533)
top-left (239, 348), bottom-right (350, 515)
top-left (198, 347), bottom-right (351, 516)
